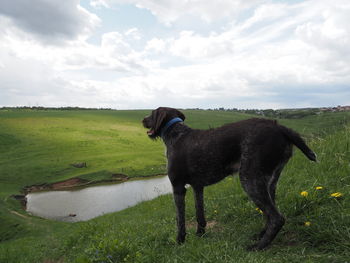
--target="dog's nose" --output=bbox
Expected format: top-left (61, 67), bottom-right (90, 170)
top-left (143, 115), bottom-right (150, 122)
top-left (142, 117), bottom-right (149, 127)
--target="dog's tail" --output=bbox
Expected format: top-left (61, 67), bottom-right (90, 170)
top-left (279, 125), bottom-right (317, 162)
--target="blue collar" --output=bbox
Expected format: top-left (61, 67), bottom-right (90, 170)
top-left (161, 117), bottom-right (183, 138)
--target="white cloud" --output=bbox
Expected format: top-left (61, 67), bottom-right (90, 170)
top-left (1, 0), bottom-right (350, 109)
top-left (108, 0), bottom-right (262, 25)
top-left (145, 38), bottom-right (167, 53)
top-left (90, 0), bottom-right (110, 8)
top-left (124, 28), bottom-right (142, 40)
top-left (159, 1), bottom-right (350, 84)
top-left (295, 3), bottom-right (350, 59)
top-left (0, 25), bottom-right (156, 73)
top-left (0, 0), bottom-right (100, 43)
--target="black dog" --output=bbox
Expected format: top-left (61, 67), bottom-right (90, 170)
top-left (143, 107), bottom-right (316, 250)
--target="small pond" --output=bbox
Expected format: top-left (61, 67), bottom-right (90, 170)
top-left (26, 176), bottom-right (172, 222)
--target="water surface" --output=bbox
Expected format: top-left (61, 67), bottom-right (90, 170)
top-left (26, 176), bottom-right (172, 222)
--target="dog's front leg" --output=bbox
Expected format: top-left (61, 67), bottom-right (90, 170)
top-left (173, 185), bottom-right (187, 244)
top-left (193, 185), bottom-right (206, 236)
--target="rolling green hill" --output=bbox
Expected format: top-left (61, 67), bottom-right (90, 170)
top-left (0, 108), bottom-right (349, 262)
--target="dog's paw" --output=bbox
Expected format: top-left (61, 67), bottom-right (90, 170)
top-left (251, 229), bottom-right (266, 241)
top-left (251, 234), bottom-right (260, 241)
top-left (176, 234), bottom-right (186, 244)
top-left (246, 244), bottom-right (260, 251)
top-left (196, 227), bottom-right (206, 237)
top-left (246, 243), bottom-right (267, 252)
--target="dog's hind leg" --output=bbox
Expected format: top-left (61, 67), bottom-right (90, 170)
top-left (193, 185), bottom-right (206, 236)
top-left (239, 164), bottom-right (285, 250)
top-left (253, 163), bottom-right (285, 240)
top-left (252, 147), bottom-right (291, 241)
top-left (268, 162), bottom-right (286, 205)
top-left (173, 185), bottom-right (187, 244)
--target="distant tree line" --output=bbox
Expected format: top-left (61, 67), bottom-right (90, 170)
top-left (2, 106), bottom-right (348, 119)
top-left (0, 106), bottom-right (114, 111)
top-left (190, 107), bottom-right (322, 119)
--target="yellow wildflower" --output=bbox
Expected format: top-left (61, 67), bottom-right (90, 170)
top-left (214, 210), bottom-right (218, 214)
top-left (315, 186), bottom-right (323, 190)
top-left (304, 221), bottom-right (311, 227)
top-left (330, 192), bottom-right (343, 198)
top-left (300, 191), bottom-right (308, 197)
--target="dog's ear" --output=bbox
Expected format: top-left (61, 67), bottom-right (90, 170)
top-left (153, 110), bottom-right (167, 134)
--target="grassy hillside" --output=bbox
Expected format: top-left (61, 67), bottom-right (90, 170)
top-left (0, 109), bottom-right (350, 262)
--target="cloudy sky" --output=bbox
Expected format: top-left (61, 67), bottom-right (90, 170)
top-left (0, 0), bottom-right (349, 109)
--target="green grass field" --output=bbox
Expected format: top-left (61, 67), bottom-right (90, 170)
top-left (0, 108), bottom-right (349, 262)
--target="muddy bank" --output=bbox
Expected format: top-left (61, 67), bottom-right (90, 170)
top-left (22, 174), bottom-right (130, 194)
top-left (22, 173), bottom-right (167, 195)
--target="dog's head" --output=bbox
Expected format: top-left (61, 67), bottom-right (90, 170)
top-left (142, 107), bottom-right (186, 139)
